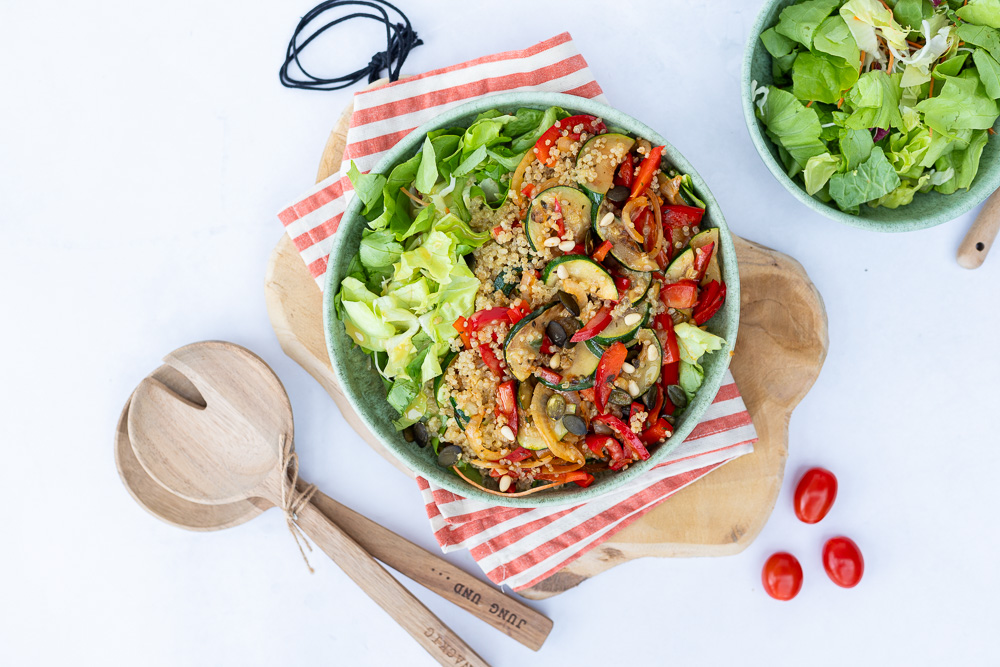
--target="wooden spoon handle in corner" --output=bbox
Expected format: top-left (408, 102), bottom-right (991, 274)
top-left (307, 489), bottom-right (552, 651)
top-left (294, 500), bottom-right (492, 667)
top-left (957, 188), bottom-right (1000, 269)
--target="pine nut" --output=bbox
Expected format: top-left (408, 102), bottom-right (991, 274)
top-left (648, 345), bottom-right (659, 361)
top-left (549, 353), bottom-right (561, 368)
top-left (600, 212), bottom-right (615, 227)
top-left (544, 236), bottom-right (561, 247)
top-left (354, 332), bottom-right (364, 342)
top-left (622, 362), bottom-right (635, 374)
top-left (628, 380), bottom-right (641, 397)
top-left (557, 265), bottom-right (568, 279)
top-left (500, 425), bottom-right (515, 441)
top-left (558, 240), bottom-right (576, 252)
top-left (499, 475), bottom-right (513, 492)
top-left (624, 313), bottom-right (642, 326)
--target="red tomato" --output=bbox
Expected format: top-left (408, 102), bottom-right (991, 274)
top-left (823, 537), bottom-right (864, 588)
top-left (793, 467), bottom-right (838, 524)
top-left (762, 552), bottom-right (803, 601)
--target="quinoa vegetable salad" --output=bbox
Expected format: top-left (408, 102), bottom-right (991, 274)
top-left (752, 0), bottom-right (1000, 213)
top-left (334, 107), bottom-right (728, 496)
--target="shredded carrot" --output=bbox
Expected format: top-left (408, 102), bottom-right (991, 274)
top-left (990, 128), bottom-right (997, 136)
top-left (837, 97), bottom-right (844, 109)
top-left (450, 465), bottom-right (566, 497)
top-left (877, 0), bottom-right (891, 11)
top-left (907, 40), bottom-right (924, 49)
top-left (929, 77), bottom-right (935, 98)
top-left (888, 50), bottom-right (895, 74)
top-left (400, 186), bottom-right (427, 207)
top-left (806, 100), bottom-right (814, 108)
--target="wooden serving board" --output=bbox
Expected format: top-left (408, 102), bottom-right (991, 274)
top-left (264, 102), bottom-right (829, 600)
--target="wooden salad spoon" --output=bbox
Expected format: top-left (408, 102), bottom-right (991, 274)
top-left (116, 362), bottom-right (551, 649)
top-left (126, 341), bottom-right (490, 667)
top-left (957, 188), bottom-right (1000, 269)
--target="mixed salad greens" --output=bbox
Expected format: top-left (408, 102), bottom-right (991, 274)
top-left (753, 0), bottom-right (1000, 212)
top-left (335, 107), bottom-right (576, 430)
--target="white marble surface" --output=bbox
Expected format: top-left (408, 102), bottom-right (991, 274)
top-left (2, 1), bottom-right (998, 664)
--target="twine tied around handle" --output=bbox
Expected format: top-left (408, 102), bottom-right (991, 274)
top-left (279, 434), bottom-right (319, 573)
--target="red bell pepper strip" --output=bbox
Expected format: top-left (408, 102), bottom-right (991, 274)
top-left (579, 387), bottom-right (597, 403)
top-left (592, 414), bottom-right (651, 461)
top-left (506, 446), bottom-right (532, 463)
top-left (507, 299), bottom-right (531, 325)
top-left (495, 380), bottom-right (519, 437)
top-left (646, 386), bottom-right (665, 426)
top-left (594, 341), bottom-right (627, 413)
top-left (536, 366), bottom-right (562, 385)
top-left (692, 280), bottom-right (726, 325)
top-left (569, 304), bottom-right (614, 343)
top-left (468, 306), bottom-right (512, 331)
top-left (540, 333), bottom-right (554, 355)
top-left (629, 402), bottom-right (645, 424)
top-left (520, 183), bottom-right (535, 200)
top-left (453, 316), bottom-right (472, 349)
top-left (653, 314), bottom-right (681, 365)
top-left (640, 417), bottom-right (674, 446)
top-left (570, 243), bottom-right (586, 255)
top-left (692, 242), bottom-right (715, 282)
top-left (533, 114), bottom-right (607, 167)
top-left (661, 279), bottom-right (699, 309)
top-left (630, 146), bottom-right (664, 200)
top-left (614, 153), bottom-right (634, 188)
top-left (479, 344), bottom-right (504, 377)
top-left (536, 470), bottom-right (595, 488)
top-left (586, 435), bottom-right (629, 470)
top-left (614, 275), bottom-right (631, 294)
top-left (592, 240), bottom-right (613, 263)
top-left (661, 361), bottom-right (680, 387)
top-left (661, 205), bottom-right (705, 228)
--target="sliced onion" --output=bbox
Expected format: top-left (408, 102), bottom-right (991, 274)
top-left (509, 149), bottom-right (536, 206)
top-left (621, 196), bottom-right (648, 244)
top-left (644, 187), bottom-right (665, 261)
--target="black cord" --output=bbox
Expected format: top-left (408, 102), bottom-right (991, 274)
top-left (280, 0), bottom-right (422, 91)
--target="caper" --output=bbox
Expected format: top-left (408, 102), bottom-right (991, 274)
top-left (557, 290), bottom-right (582, 317)
top-left (609, 388), bottom-right (632, 405)
top-left (667, 384), bottom-right (688, 409)
top-left (437, 444), bottom-right (463, 467)
top-left (546, 394), bottom-right (566, 419)
top-left (562, 414), bottom-right (587, 436)
top-left (517, 379), bottom-right (534, 411)
top-left (402, 426), bottom-right (414, 442)
top-left (413, 422), bottom-right (430, 448)
top-left (546, 320), bottom-right (568, 347)
top-left (642, 385), bottom-right (658, 410)
top-left (607, 184), bottom-right (630, 203)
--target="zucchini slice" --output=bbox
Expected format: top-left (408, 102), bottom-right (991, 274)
top-left (575, 133), bottom-right (636, 194)
top-left (537, 342), bottom-right (600, 392)
top-left (517, 410), bottom-right (549, 450)
top-left (689, 228), bottom-right (721, 286)
top-left (529, 382), bottom-right (585, 464)
top-left (593, 198), bottom-right (659, 272)
top-left (594, 300), bottom-right (649, 344)
top-left (619, 267), bottom-right (652, 305)
top-left (526, 186), bottom-right (592, 251)
top-left (542, 255), bottom-right (618, 302)
top-left (492, 267), bottom-right (522, 296)
top-left (664, 247), bottom-right (695, 283)
top-left (621, 329), bottom-right (662, 396)
top-left (503, 302), bottom-right (578, 382)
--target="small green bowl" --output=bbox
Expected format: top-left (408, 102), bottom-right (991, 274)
top-left (743, 0), bottom-right (1000, 231)
top-left (323, 92), bottom-right (739, 507)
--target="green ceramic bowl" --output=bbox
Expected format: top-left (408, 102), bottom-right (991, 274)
top-left (743, 0), bottom-right (1000, 231)
top-left (324, 92), bottom-right (739, 507)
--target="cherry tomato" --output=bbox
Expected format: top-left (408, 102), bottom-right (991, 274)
top-left (793, 467), bottom-right (837, 524)
top-left (761, 552), bottom-right (803, 601)
top-left (823, 537), bottom-right (864, 588)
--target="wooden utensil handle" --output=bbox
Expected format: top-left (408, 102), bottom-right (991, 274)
top-left (294, 500), bottom-right (491, 667)
top-left (308, 488), bottom-right (552, 650)
top-left (957, 189), bottom-right (1000, 269)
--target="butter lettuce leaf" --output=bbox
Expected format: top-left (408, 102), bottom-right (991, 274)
top-left (775, 0), bottom-right (842, 49)
top-left (792, 51), bottom-right (860, 103)
top-left (957, 0), bottom-right (1000, 29)
top-left (973, 49), bottom-right (1000, 99)
top-left (844, 71), bottom-right (905, 131)
top-left (828, 146), bottom-right (901, 209)
top-left (915, 70), bottom-right (1000, 135)
top-left (813, 15), bottom-right (860, 65)
top-left (758, 86), bottom-right (828, 169)
top-left (804, 152), bottom-right (842, 194)
top-left (674, 322), bottom-right (726, 366)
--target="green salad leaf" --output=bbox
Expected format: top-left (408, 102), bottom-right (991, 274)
top-left (828, 146), bottom-right (901, 209)
top-left (775, 0), bottom-right (841, 49)
top-left (674, 322), bottom-right (726, 366)
top-left (972, 49), bottom-right (1000, 99)
top-left (758, 87), bottom-right (827, 170)
top-left (792, 51), bottom-right (860, 104)
top-left (915, 70), bottom-right (1000, 134)
top-left (957, 0), bottom-right (1000, 29)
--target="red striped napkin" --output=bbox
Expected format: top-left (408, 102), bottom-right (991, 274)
top-left (277, 33), bottom-right (758, 591)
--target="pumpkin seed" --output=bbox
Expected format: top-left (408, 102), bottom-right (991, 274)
top-left (562, 414), bottom-right (587, 435)
top-left (546, 320), bottom-right (568, 347)
top-left (557, 290), bottom-right (581, 317)
top-left (607, 184), bottom-right (630, 203)
top-left (402, 426), bottom-right (414, 442)
top-left (412, 422), bottom-right (430, 448)
top-left (546, 394), bottom-right (566, 419)
top-left (642, 385), bottom-right (658, 410)
top-left (437, 444), bottom-right (463, 467)
top-left (609, 388), bottom-right (632, 405)
top-left (667, 385), bottom-right (688, 409)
